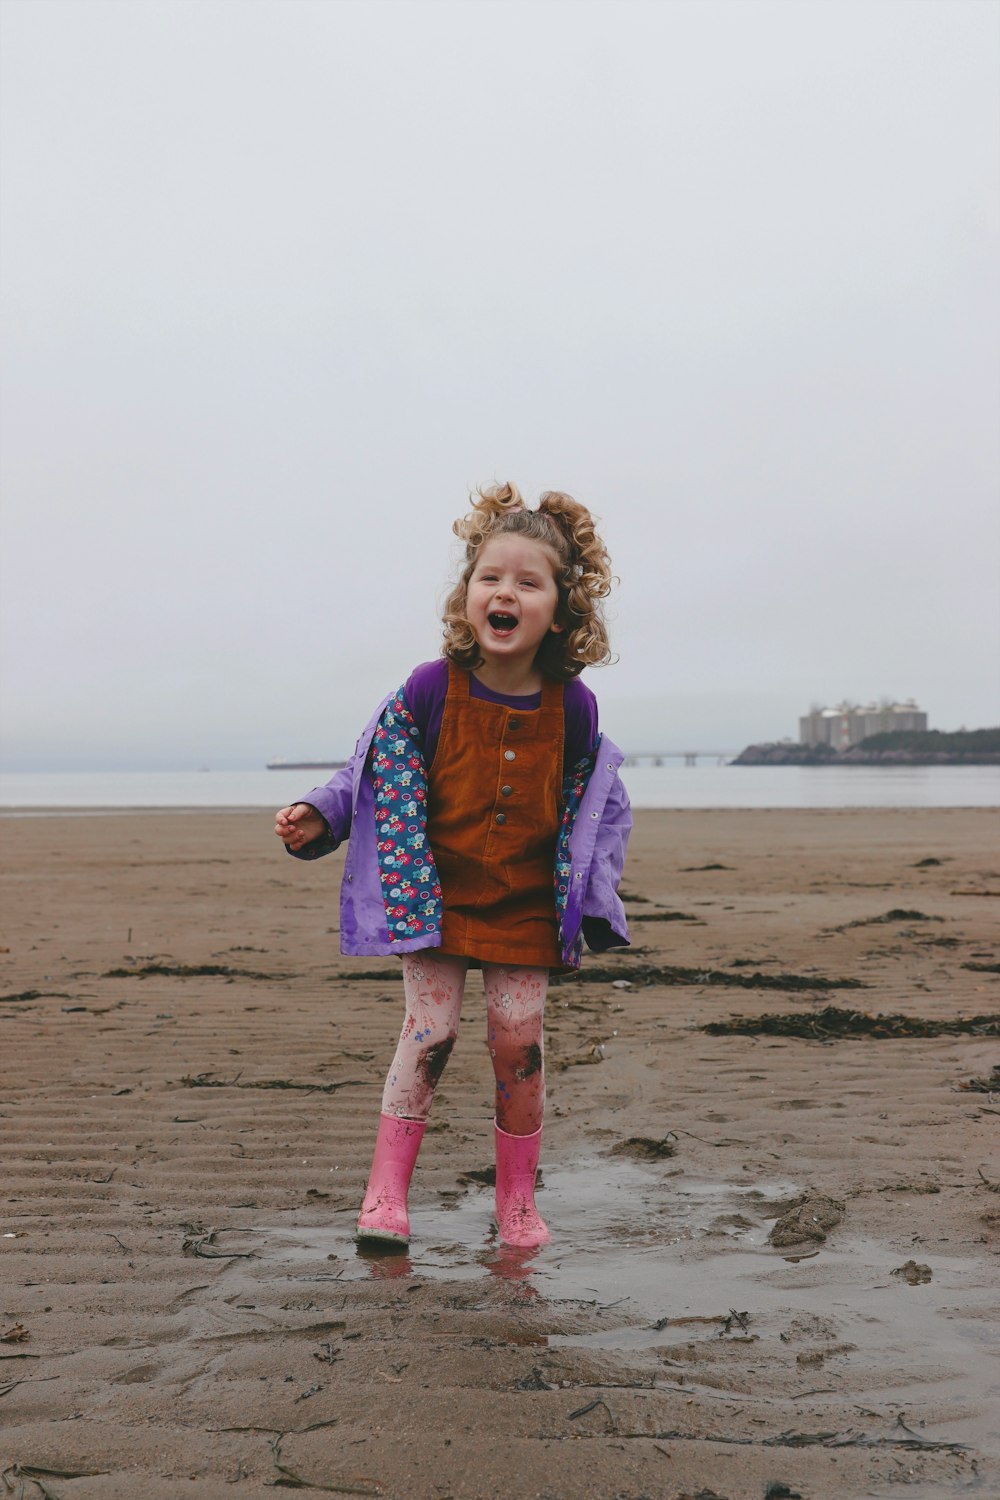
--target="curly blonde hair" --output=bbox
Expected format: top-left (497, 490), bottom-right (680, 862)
top-left (442, 482), bottom-right (614, 680)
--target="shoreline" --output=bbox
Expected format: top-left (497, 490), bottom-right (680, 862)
top-left (2, 799), bottom-right (999, 817)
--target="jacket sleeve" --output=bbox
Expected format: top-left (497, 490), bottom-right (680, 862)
top-left (284, 757), bottom-right (356, 861)
top-left (285, 697), bottom-right (391, 861)
top-left (581, 770), bottom-right (632, 951)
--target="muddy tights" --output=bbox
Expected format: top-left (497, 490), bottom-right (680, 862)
top-left (381, 952), bottom-right (547, 1134)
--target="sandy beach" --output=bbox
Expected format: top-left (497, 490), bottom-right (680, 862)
top-left (1, 806), bottom-right (997, 1500)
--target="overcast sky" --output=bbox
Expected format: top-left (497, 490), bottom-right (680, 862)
top-left (1, 0), bottom-right (998, 769)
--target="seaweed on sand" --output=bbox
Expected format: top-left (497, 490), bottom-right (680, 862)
top-left (554, 964), bottom-right (865, 991)
top-left (105, 962), bottom-right (282, 980)
top-left (702, 1005), bottom-right (1000, 1040)
top-left (609, 1135), bottom-right (677, 1160)
top-left (0, 990), bottom-right (74, 1003)
top-left (830, 909), bottom-right (943, 932)
top-left (627, 910), bottom-right (703, 923)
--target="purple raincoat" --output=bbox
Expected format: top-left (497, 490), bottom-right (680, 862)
top-left (289, 689), bottom-right (631, 969)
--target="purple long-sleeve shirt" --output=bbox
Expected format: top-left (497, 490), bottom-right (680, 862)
top-left (403, 659), bottom-right (598, 771)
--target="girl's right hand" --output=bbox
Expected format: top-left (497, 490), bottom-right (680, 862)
top-left (274, 803), bottom-right (326, 851)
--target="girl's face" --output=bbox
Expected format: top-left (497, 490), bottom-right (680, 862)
top-left (466, 535), bottom-right (563, 674)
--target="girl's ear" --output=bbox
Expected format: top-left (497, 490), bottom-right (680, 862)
top-left (549, 621), bottom-right (565, 634)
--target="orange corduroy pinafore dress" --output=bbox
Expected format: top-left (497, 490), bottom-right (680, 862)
top-left (427, 661), bottom-right (564, 969)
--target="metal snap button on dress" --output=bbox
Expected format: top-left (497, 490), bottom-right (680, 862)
top-left (504, 750), bottom-right (516, 761)
top-left (495, 812), bottom-right (506, 824)
top-left (501, 785), bottom-right (512, 796)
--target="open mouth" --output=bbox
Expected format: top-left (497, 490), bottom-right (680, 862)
top-left (488, 612), bottom-right (518, 635)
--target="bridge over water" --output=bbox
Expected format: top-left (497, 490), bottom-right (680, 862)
top-left (623, 750), bottom-right (738, 767)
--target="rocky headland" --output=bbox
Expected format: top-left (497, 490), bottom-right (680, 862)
top-left (732, 727), bottom-right (1000, 766)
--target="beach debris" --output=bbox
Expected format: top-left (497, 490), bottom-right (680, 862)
top-left (611, 978), bottom-right (632, 989)
top-left (647, 1423), bottom-right (970, 1452)
top-left (764, 1484), bottom-right (803, 1499)
top-left (554, 1037), bottom-right (608, 1069)
top-left (181, 1226), bottom-right (255, 1260)
top-left (962, 960), bottom-right (1000, 973)
top-left (976, 1168), bottom-right (1000, 1193)
top-left (719, 1308), bottom-right (751, 1336)
top-left (956, 1064), bottom-right (1000, 1092)
top-left (0, 1324), bottom-right (29, 1343)
top-left (556, 964), bottom-right (865, 991)
top-left (702, 1005), bottom-right (1000, 1039)
top-left (567, 1396), bottom-right (616, 1430)
top-left (1, 1463), bottom-right (108, 1492)
top-left (514, 1366), bottom-right (557, 1390)
top-left (609, 1135), bottom-right (678, 1160)
top-left (876, 1178), bottom-right (940, 1194)
top-left (268, 1432), bottom-right (380, 1495)
top-left (679, 863), bottom-right (733, 871)
top-left (892, 1260), bottom-right (932, 1285)
top-left (313, 1340), bottom-right (340, 1365)
top-left (768, 1195), bottom-right (844, 1248)
top-left (180, 1072), bottom-right (364, 1094)
top-left (912, 857), bottom-right (944, 866)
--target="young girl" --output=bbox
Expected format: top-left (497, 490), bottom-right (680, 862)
top-left (274, 484), bottom-right (631, 1249)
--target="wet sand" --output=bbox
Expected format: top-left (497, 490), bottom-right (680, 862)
top-left (1, 807), bottom-right (998, 1500)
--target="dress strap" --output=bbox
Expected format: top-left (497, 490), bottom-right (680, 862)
top-left (540, 673), bottom-right (564, 711)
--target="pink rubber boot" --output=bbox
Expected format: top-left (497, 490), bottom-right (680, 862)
top-left (494, 1121), bottom-right (550, 1247)
top-left (356, 1113), bottom-right (426, 1246)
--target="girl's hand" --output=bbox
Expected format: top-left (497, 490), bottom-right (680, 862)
top-left (274, 803), bottom-right (326, 851)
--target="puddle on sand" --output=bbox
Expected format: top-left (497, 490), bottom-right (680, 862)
top-left (244, 1153), bottom-right (998, 1456)
top-left (251, 1155), bottom-right (798, 1301)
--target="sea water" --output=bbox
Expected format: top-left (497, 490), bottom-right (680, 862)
top-left (1, 763), bottom-right (997, 811)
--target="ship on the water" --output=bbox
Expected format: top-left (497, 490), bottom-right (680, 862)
top-left (266, 759), bottom-right (347, 771)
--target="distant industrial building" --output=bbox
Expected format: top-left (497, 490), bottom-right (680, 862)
top-left (799, 700), bottom-right (928, 750)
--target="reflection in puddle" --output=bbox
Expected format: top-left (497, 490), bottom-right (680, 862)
top-left (354, 1242), bottom-right (413, 1278)
top-left (478, 1242), bottom-right (544, 1282)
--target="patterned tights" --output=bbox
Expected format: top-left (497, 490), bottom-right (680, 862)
top-left (381, 952), bottom-right (547, 1135)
